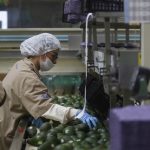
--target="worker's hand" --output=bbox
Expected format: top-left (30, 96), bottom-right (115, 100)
top-left (31, 118), bottom-right (44, 128)
top-left (76, 111), bottom-right (98, 129)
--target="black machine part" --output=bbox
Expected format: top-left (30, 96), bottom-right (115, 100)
top-left (130, 66), bottom-right (150, 100)
top-left (79, 72), bottom-right (110, 121)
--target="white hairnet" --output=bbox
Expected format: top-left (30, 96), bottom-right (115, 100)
top-left (20, 33), bottom-right (61, 56)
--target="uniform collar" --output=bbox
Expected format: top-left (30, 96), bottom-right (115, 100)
top-left (23, 58), bottom-right (41, 78)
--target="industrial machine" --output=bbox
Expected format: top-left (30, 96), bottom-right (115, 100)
top-left (79, 12), bottom-right (140, 113)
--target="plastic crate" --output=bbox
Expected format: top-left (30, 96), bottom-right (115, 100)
top-left (82, 0), bottom-right (124, 12)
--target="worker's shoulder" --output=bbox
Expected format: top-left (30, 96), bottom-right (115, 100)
top-left (6, 59), bottom-right (39, 82)
top-left (12, 59), bottom-right (36, 75)
top-left (15, 59), bottom-right (32, 71)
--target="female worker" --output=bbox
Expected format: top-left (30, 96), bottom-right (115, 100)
top-left (0, 33), bottom-right (98, 150)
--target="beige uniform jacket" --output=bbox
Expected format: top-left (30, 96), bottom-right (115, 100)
top-left (0, 82), bottom-right (5, 106)
top-left (0, 58), bottom-right (78, 150)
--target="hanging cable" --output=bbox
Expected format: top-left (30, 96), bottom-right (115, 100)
top-left (76, 13), bottom-right (93, 118)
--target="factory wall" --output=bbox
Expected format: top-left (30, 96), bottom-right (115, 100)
top-left (2, 0), bottom-right (73, 28)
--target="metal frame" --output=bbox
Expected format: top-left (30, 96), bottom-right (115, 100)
top-left (80, 13), bottom-right (141, 108)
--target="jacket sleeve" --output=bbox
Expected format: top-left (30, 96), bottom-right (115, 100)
top-left (17, 73), bottom-right (78, 124)
top-left (42, 104), bottom-right (78, 124)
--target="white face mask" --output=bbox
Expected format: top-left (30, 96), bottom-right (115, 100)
top-left (40, 55), bottom-right (54, 71)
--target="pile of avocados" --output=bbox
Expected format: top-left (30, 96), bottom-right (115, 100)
top-left (25, 95), bottom-right (109, 150)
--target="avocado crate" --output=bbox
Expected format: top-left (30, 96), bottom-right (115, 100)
top-left (24, 95), bottom-right (109, 150)
top-left (41, 75), bottom-right (82, 96)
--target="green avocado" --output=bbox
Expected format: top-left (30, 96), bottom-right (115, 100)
top-left (27, 132), bottom-right (47, 147)
top-left (54, 143), bottom-right (73, 150)
top-left (75, 123), bottom-right (89, 132)
top-left (57, 133), bottom-right (64, 141)
top-left (46, 134), bottom-right (59, 147)
top-left (76, 131), bottom-right (86, 140)
top-left (60, 135), bottom-right (71, 144)
top-left (38, 141), bottom-right (52, 150)
top-left (64, 126), bottom-right (75, 135)
top-left (26, 126), bottom-right (37, 138)
top-left (54, 125), bottom-right (64, 133)
top-left (40, 122), bottom-right (51, 132)
top-left (47, 128), bottom-right (57, 136)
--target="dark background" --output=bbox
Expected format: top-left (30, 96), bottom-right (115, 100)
top-left (0, 0), bottom-right (74, 28)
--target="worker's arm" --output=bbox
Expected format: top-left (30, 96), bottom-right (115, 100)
top-left (17, 73), bottom-right (78, 124)
top-left (42, 104), bottom-right (78, 124)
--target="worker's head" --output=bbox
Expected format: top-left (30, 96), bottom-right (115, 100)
top-left (20, 33), bottom-right (61, 71)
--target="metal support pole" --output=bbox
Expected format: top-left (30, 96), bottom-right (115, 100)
top-left (103, 17), bottom-right (112, 108)
top-left (126, 24), bottom-right (129, 44)
top-left (88, 27), bottom-right (94, 65)
top-left (93, 18), bottom-right (98, 51)
top-left (114, 18), bottom-right (118, 42)
top-left (104, 17), bottom-right (111, 77)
